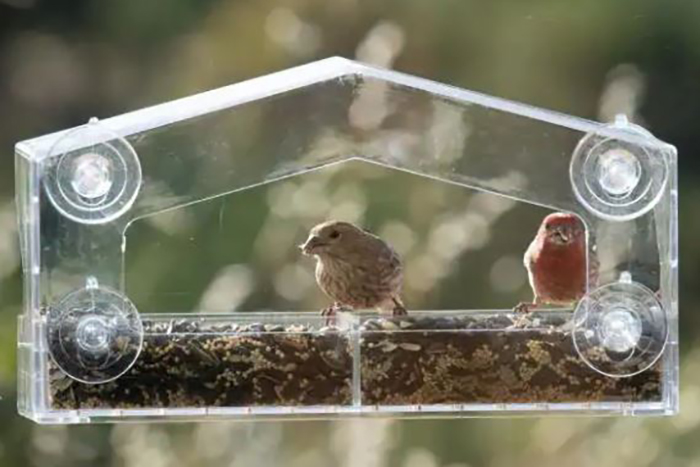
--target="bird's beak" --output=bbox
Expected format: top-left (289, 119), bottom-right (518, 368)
top-left (299, 236), bottom-right (324, 255)
top-left (555, 228), bottom-right (570, 243)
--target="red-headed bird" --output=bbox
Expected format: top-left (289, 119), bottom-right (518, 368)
top-left (517, 212), bottom-right (597, 312)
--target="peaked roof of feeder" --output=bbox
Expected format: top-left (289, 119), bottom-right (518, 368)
top-left (17, 57), bottom-right (671, 161)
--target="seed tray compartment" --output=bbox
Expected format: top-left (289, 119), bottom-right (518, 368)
top-left (358, 312), bottom-right (663, 407)
top-left (49, 314), bottom-right (354, 412)
top-left (41, 311), bottom-right (666, 422)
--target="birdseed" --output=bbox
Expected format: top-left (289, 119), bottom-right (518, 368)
top-left (48, 313), bottom-right (663, 410)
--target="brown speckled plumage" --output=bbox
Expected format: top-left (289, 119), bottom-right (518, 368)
top-left (300, 220), bottom-right (405, 315)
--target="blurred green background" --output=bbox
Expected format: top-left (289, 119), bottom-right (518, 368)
top-left (2, 0), bottom-right (700, 466)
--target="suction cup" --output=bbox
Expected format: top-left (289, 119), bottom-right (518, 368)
top-left (47, 278), bottom-right (143, 384)
top-left (570, 115), bottom-right (668, 222)
top-left (573, 279), bottom-right (668, 378)
top-left (43, 117), bottom-right (141, 224)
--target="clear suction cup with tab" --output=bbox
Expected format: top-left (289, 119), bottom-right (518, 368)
top-left (573, 277), bottom-right (668, 378)
top-left (43, 118), bottom-right (142, 224)
top-left (570, 115), bottom-right (669, 222)
top-left (47, 278), bottom-right (143, 384)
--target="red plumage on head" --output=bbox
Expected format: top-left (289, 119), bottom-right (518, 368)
top-left (540, 212), bottom-right (582, 231)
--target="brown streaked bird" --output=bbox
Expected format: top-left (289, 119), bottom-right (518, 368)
top-left (299, 220), bottom-right (406, 317)
top-left (516, 212), bottom-right (598, 313)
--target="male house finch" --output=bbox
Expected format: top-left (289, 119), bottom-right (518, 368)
top-left (300, 220), bottom-right (407, 317)
top-left (517, 212), bottom-right (597, 313)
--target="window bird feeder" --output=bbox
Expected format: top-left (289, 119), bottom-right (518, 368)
top-left (15, 58), bottom-right (678, 423)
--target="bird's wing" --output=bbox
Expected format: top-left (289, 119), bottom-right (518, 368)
top-left (523, 238), bottom-right (539, 296)
top-left (523, 238), bottom-right (537, 270)
top-left (588, 250), bottom-right (600, 289)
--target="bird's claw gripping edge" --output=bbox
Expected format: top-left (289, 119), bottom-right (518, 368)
top-left (513, 302), bottom-right (537, 314)
top-left (392, 300), bottom-right (408, 316)
top-left (320, 303), bottom-right (351, 326)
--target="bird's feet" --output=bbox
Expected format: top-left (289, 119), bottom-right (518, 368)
top-left (513, 302), bottom-right (536, 314)
top-left (320, 303), bottom-right (351, 326)
top-left (391, 298), bottom-right (408, 316)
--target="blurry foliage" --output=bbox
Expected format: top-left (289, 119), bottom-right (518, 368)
top-left (1, 0), bottom-right (700, 466)
top-left (124, 161), bottom-right (545, 314)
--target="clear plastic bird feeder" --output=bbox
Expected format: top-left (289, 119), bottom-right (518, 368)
top-left (15, 58), bottom-right (678, 424)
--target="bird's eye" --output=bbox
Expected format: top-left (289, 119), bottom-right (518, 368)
top-left (329, 230), bottom-right (340, 239)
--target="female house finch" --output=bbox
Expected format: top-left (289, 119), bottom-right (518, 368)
top-left (516, 212), bottom-right (597, 313)
top-left (300, 220), bottom-right (407, 317)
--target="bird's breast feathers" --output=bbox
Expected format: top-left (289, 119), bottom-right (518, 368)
top-left (315, 250), bottom-right (402, 308)
top-left (528, 240), bottom-right (588, 303)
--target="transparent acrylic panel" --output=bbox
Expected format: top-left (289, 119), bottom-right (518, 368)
top-left (123, 162), bottom-right (555, 314)
top-left (14, 58), bottom-right (678, 423)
